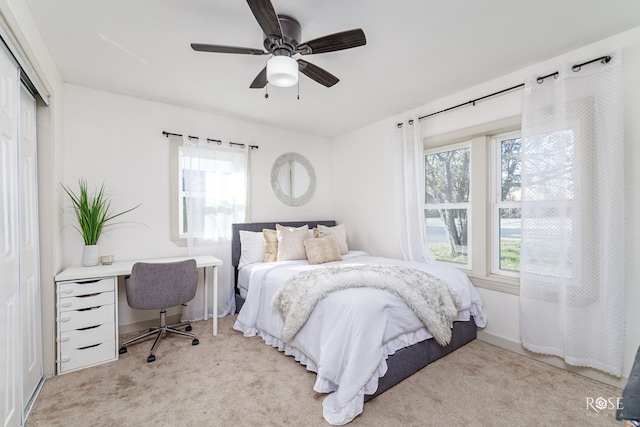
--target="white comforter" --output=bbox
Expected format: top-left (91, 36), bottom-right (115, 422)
top-left (233, 252), bottom-right (486, 425)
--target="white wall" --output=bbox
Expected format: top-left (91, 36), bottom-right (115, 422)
top-left (61, 84), bottom-right (333, 265)
top-left (332, 27), bottom-right (640, 384)
top-left (332, 120), bottom-right (397, 257)
top-left (61, 83), bottom-right (333, 324)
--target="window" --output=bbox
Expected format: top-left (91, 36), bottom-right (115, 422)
top-left (424, 142), bottom-right (471, 268)
top-left (170, 136), bottom-right (247, 244)
top-left (491, 131), bottom-right (521, 276)
top-left (423, 116), bottom-right (522, 293)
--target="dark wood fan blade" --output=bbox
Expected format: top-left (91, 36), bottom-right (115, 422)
top-left (250, 67), bottom-right (267, 88)
top-left (297, 29), bottom-right (366, 55)
top-left (298, 59), bottom-right (339, 87)
top-left (191, 43), bottom-right (267, 55)
top-left (246, 0), bottom-right (282, 39)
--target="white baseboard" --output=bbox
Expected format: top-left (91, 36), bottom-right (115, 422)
top-left (477, 330), bottom-right (628, 389)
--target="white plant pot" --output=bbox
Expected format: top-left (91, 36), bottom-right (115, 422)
top-left (82, 244), bottom-right (100, 267)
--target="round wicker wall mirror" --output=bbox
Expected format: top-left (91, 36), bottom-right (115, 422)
top-left (270, 152), bottom-right (316, 206)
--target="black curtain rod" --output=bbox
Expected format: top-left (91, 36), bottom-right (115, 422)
top-left (397, 55), bottom-right (611, 126)
top-left (162, 131), bottom-right (259, 149)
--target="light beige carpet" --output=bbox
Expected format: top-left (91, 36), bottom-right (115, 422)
top-left (27, 315), bottom-right (622, 426)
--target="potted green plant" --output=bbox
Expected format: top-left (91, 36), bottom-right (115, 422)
top-left (62, 179), bottom-right (139, 266)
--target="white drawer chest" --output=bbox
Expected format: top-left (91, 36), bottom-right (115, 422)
top-left (56, 277), bottom-right (118, 373)
top-left (54, 255), bottom-right (222, 374)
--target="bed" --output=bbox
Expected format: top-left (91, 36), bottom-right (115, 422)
top-left (231, 221), bottom-right (486, 425)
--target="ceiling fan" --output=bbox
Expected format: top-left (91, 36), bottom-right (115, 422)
top-left (191, 0), bottom-right (366, 89)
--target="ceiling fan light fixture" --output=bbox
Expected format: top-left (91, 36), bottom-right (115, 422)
top-left (267, 56), bottom-right (298, 87)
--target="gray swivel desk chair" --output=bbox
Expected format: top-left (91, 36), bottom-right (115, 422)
top-left (118, 259), bottom-right (200, 362)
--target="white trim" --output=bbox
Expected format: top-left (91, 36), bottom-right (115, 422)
top-left (477, 330), bottom-right (627, 389)
top-left (423, 116), bottom-right (525, 290)
top-left (0, 9), bottom-right (50, 105)
top-left (468, 274), bottom-right (519, 295)
top-left (423, 115), bottom-right (521, 148)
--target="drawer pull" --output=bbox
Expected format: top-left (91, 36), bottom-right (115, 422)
top-left (60, 302), bottom-right (72, 308)
top-left (76, 293), bottom-right (101, 298)
top-left (60, 315), bottom-right (70, 322)
top-left (59, 335), bottom-right (70, 342)
top-left (60, 357), bottom-right (71, 363)
top-left (77, 279), bottom-right (100, 285)
top-left (78, 343), bottom-right (102, 350)
top-left (77, 324), bottom-right (101, 331)
top-left (78, 306), bottom-right (102, 312)
top-left (61, 289), bottom-right (74, 295)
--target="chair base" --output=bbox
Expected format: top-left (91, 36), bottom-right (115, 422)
top-left (119, 309), bottom-right (199, 362)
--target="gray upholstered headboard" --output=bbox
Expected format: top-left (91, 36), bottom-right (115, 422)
top-left (231, 220), bottom-right (336, 268)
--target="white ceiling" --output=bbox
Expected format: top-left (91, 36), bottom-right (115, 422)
top-left (24, 0), bottom-right (640, 138)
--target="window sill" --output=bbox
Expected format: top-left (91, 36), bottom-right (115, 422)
top-left (466, 274), bottom-right (520, 295)
top-left (172, 237), bottom-right (187, 247)
top-left (171, 237), bottom-right (213, 247)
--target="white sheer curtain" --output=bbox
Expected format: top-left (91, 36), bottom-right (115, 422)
top-left (179, 135), bottom-right (248, 321)
top-left (520, 53), bottom-right (625, 376)
top-left (393, 119), bottom-right (435, 263)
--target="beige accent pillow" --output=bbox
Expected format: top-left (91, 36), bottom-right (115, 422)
top-left (304, 236), bottom-right (342, 265)
top-left (317, 224), bottom-right (348, 254)
top-left (263, 229), bottom-right (278, 262)
top-left (276, 224), bottom-right (309, 261)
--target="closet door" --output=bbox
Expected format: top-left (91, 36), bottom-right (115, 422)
top-left (19, 85), bottom-right (42, 418)
top-left (0, 44), bottom-right (20, 427)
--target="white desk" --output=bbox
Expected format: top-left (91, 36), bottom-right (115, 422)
top-left (55, 255), bottom-right (223, 335)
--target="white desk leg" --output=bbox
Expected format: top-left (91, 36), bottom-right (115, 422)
top-left (202, 267), bottom-right (209, 320)
top-left (203, 266), bottom-right (208, 321)
top-left (212, 265), bottom-right (218, 336)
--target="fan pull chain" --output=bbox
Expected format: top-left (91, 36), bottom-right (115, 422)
top-left (264, 85), bottom-right (269, 99)
top-left (297, 81), bottom-right (300, 100)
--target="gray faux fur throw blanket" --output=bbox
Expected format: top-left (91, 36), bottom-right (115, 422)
top-left (272, 264), bottom-right (461, 346)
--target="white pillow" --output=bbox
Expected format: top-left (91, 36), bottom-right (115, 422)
top-left (317, 224), bottom-right (348, 254)
top-left (238, 230), bottom-right (265, 268)
top-left (276, 224), bottom-right (309, 261)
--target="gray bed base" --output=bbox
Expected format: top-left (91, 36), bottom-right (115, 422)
top-left (231, 221), bottom-right (477, 401)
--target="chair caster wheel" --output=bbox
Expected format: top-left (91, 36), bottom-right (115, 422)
top-left (186, 325), bottom-right (192, 332)
top-left (119, 347), bottom-right (127, 354)
top-left (147, 354), bottom-right (156, 363)
top-left (192, 338), bottom-right (199, 346)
